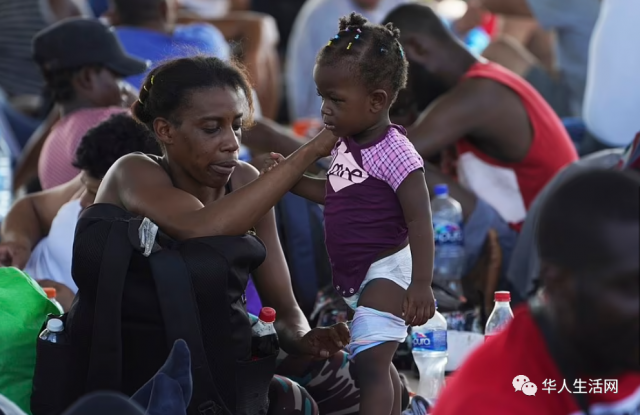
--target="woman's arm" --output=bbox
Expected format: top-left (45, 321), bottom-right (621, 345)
top-left (99, 132), bottom-right (336, 240)
top-left (1, 175), bottom-right (83, 260)
top-left (234, 163), bottom-right (311, 355)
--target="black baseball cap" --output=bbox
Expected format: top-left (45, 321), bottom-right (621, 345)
top-left (32, 17), bottom-right (149, 76)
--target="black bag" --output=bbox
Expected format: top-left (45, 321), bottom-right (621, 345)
top-left (31, 204), bottom-right (276, 415)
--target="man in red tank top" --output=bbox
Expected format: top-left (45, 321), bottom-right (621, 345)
top-left (384, 3), bottom-right (577, 298)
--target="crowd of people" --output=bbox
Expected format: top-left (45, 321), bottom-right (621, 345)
top-left (0, 0), bottom-right (638, 415)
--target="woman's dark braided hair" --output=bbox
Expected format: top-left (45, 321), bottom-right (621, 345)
top-left (131, 56), bottom-right (255, 132)
top-left (316, 12), bottom-right (409, 103)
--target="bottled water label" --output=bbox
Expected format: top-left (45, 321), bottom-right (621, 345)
top-left (412, 330), bottom-right (447, 352)
top-left (433, 220), bottom-right (463, 247)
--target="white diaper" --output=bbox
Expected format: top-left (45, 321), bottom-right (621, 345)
top-left (343, 244), bottom-right (412, 310)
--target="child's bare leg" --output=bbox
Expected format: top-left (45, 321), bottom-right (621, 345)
top-left (354, 342), bottom-right (399, 415)
top-left (390, 363), bottom-right (403, 415)
top-left (354, 279), bottom-right (407, 415)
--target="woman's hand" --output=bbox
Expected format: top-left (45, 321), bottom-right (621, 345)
top-left (260, 152), bottom-right (285, 175)
top-left (296, 322), bottom-right (350, 359)
top-left (403, 280), bottom-right (436, 326)
top-left (308, 128), bottom-right (339, 158)
top-left (0, 241), bottom-right (31, 269)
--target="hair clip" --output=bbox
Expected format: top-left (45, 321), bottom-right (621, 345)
top-left (400, 47), bottom-right (405, 59)
top-left (355, 34), bottom-right (360, 40)
top-left (143, 85), bottom-right (148, 92)
top-left (346, 27), bottom-right (350, 32)
top-left (380, 47), bottom-right (388, 53)
top-left (347, 42), bottom-right (353, 50)
top-left (150, 75), bottom-right (155, 85)
top-left (327, 40), bottom-right (333, 46)
top-left (357, 28), bottom-right (362, 33)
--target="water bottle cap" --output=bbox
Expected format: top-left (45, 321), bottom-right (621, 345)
top-left (259, 307), bottom-right (276, 323)
top-left (43, 287), bottom-right (56, 299)
top-left (494, 291), bottom-right (511, 302)
top-left (434, 184), bottom-right (448, 197)
top-left (47, 318), bottom-right (64, 333)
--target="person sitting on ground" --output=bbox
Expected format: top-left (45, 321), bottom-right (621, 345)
top-left (33, 17), bottom-right (147, 190)
top-left (433, 169), bottom-right (640, 415)
top-left (383, 3), bottom-right (578, 286)
top-left (58, 55), bottom-right (412, 415)
top-left (107, 0), bottom-right (230, 90)
top-left (0, 113), bottom-right (162, 311)
top-left (267, 13), bottom-right (435, 415)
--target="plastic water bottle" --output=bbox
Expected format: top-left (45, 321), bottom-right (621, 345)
top-left (251, 307), bottom-right (279, 359)
top-left (432, 184), bottom-right (465, 297)
top-left (0, 137), bottom-right (13, 221)
top-left (411, 301), bottom-right (448, 400)
top-left (43, 287), bottom-right (64, 315)
top-left (484, 291), bottom-right (514, 340)
top-left (39, 318), bottom-right (67, 344)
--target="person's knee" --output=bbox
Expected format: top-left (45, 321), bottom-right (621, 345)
top-left (268, 376), bottom-right (319, 415)
top-left (354, 343), bottom-right (397, 386)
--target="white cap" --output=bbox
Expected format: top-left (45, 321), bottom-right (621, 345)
top-left (47, 319), bottom-right (64, 333)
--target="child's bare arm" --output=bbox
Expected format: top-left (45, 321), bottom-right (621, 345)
top-left (292, 176), bottom-right (326, 205)
top-left (396, 170), bottom-right (436, 326)
top-left (262, 153), bottom-right (326, 205)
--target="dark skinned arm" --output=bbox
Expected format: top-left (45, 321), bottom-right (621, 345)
top-left (480, 0), bottom-right (532, 17)
top-left (406, 78), bottom-right (493, 160)
top-left (290, 176), bottom-right (326, 205)
top-left (397, 170), bottom-right (436, 326)
top-left (242, 118), bottom-right (304, 157)
top-left (233, 163), bottom-right (311, 355)
top-left (0, 175), bottom-right (83, 268)
top-left (101, 133), bottom-right (334, 240)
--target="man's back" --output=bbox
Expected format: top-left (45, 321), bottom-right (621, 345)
top-left (116, 24), bottom-right (230, 89)
top-left (433, 306), bottom-right (640, 415)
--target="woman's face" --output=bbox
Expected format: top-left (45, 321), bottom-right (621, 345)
top-left (160, 86), bottom-right (244, 189)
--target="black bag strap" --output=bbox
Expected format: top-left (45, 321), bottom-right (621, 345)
top-left (86, 219), bottom-right (134, 392)
top-left (149, 247), bottom-right (232, 415)
top-left (529, 297), bottom-right (591, 415)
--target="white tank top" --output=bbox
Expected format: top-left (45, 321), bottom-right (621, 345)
top-left (24, 199), bottom-right (82, 293)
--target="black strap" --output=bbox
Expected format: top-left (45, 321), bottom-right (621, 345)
top-left (149, 248), bottom-right (231, 415)
top-left (529, 298), bottom-right (591, 415)
top-left (86, 219), bottom-right (133, 392)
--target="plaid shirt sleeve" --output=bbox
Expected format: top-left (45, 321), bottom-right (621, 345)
top-left (361, 130), bottom-right (424, 192)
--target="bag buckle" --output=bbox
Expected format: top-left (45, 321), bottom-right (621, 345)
top-left (199, 401), bottom-right (224, 415)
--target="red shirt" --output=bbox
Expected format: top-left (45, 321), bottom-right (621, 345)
top-left (456, 62), bottom-right (578, 231)
top-left (433, 307), bottom-right (640, 415)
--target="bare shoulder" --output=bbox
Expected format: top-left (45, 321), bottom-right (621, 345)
top-left (230, 161), bottom-right (260, 188)
top-left (112, 153), bottom-right (171, 184)
top-left (96, 153), bottom-right (172, 205)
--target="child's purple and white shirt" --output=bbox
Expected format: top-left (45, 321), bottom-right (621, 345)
top-left (324, 125), bottom-right (424, 297)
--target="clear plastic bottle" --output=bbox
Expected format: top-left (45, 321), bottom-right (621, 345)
top-left (39, 318), bottom-right (67, 344)
top-left (411, 301), bottom-right (448, 400)
top-left (0, 137), bottom-right (13, 221)
top-left (43, 287), bottom-right (64, 315)
top-left (431, 184), bottom-right (465, 297)
top-left (484, 291), bottom-right (514, 340)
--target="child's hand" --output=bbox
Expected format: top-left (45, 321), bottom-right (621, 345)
top-left (403, 280), bottom-right (436, 326)
top-left (260, 152), bottom-right (285, 175)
